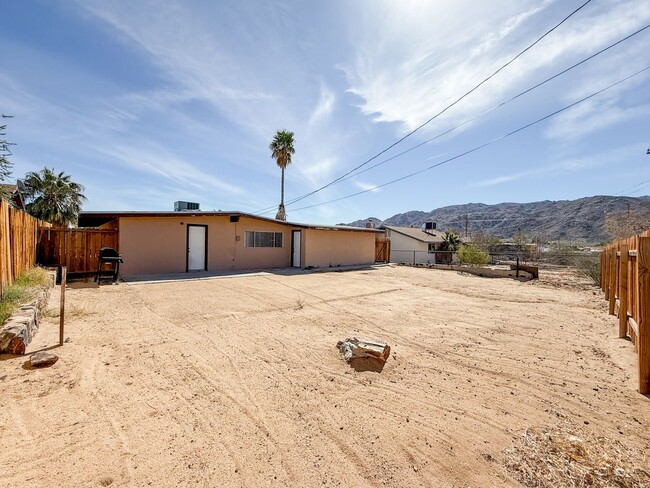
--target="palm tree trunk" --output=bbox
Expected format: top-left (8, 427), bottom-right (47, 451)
top-left (280, 166), bottom-right (285, 207)
top-left (276, 166), bottom-right (287, 221)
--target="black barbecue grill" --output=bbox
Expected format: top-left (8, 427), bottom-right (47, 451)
top-left (95, 247), bottom-right (123, 283)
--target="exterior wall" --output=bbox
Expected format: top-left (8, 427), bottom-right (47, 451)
top-left (386, 229), bottom-right (435, 264)
top-left (118, 216), bottom-right (293, 276)
top-left (117, 215), bottom-right (378, 276)
top-left (302, 229), bottom-right (375, 268)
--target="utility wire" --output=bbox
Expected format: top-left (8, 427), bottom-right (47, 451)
top-left (278, 66), bottom-right (650, 214)
top-left (254, 0), bottom-right (593, 214)
top-left (306, 24), bottom-right (650, 188)
top-left (615, 177), bottom-right (650, 196)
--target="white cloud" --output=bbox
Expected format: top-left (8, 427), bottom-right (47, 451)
top-left (354, 181), bottom-right (381, 193)
top-left (296, 157), bottom-right (338, 187)
top-left (97, 144), bottom-right (245, 195)
top-left (545, 70), bottom-right (650, 140)
top-left (471, 173), bottom-right (526, 188)
top-left (341, 0), bottom-right (650, 134)
top-left (308, 83), bottom-right (336, 126)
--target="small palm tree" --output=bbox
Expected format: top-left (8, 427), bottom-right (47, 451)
top-left (442, 231), bottom-right (461, 251)
top-left (23, 167), bottom-right (86, 226)
top-left (269, 129), bottom-right (295, 221)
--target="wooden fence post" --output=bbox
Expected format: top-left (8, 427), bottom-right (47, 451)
top-left (637, 237), bottom-right (649, 394)
top-left (619, 243), bottom-right (629, 338)
top-left (609, 246), bottom-right (617, 315)
top-left (59, 266), bottom-right (66, 346)
top-left (604, 246), bottom-right (610, 300)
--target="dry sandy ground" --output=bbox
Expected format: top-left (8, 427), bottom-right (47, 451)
top-left (1, 265), bottom-right (648, 487)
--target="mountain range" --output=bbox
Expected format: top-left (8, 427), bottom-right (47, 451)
top-left (345, 195), bottom-right (650, 244)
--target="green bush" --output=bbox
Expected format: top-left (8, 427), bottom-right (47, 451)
top-left (0, 267), bottom-right (51, 324)
top-left (457, 244), bottom-right (489, 266)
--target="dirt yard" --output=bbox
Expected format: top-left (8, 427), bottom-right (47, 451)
top-left (1, 265), bottom-right (648, 487)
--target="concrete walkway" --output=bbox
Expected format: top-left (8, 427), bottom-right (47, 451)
top-left (122, 264), bottom-right (386, 285)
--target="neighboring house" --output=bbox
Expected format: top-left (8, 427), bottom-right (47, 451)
top-left (383, 224), bottom-right (450, 264)
top-left (77, 209), bottom-right (382, 277)
top-left (0, 183), bottom-right (26, 210)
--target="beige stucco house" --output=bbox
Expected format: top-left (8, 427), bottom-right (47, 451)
top-left (383, 225), bottom-right (450, 264)
top-left (78, 211), bottom-right (381, 277)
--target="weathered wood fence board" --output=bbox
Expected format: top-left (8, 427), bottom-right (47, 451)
top-left (0, 200), bottom-right (50, 298)
top-left (601, 229), bottom-right (650, 394)
top-left (37, 228), bottom-right (118, 274)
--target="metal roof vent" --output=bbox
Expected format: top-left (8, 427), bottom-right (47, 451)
top-left (174, 201), bottom-right (200, 212)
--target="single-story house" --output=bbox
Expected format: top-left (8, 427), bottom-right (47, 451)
top-left (77, 210), bottom-right (382, 277)
top-left (383, 225), bottom-right (452, 264)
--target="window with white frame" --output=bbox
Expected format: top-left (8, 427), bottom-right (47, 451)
top-left (245, 231), bottom-right (283, 248)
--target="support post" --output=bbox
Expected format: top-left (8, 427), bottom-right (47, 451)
top-left (637, 238), bottom-right (649, 394)
top-left (609, 247), bottom-right (617, 315)
top-left (604, 247), bottom-right (610, 300)
top-left (619, 243), bottom-right (629, 339)
top-left (59, 266), bottom-right (66, 346)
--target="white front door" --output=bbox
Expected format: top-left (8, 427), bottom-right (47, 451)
top-left (292, 230), bottom-right (301, 267)
top-left (187, 225), bottom-right (207, 271)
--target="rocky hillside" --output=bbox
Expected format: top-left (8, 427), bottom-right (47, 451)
top-left (346, 195), bottom-right (650, 244)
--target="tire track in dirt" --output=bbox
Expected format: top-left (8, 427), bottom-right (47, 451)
top-left (81, 355), bottom-right (137, 485)
top-left (127, 286), bottom-right (301, 483)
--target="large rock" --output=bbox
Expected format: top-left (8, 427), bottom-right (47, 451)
top-left (0, 294), bottom-right (47, 355)
top-left (29, 351), bottom-right (59, 368)
top-left (0, 316), bottom-right (33, 354)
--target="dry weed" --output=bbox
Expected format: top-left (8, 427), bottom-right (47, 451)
top-left (504, 423), bottom-right (650, 487)
top-left (43, 304), bottom-right (92, 319)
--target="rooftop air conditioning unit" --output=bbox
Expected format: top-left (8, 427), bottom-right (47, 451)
top-left (174, 201), bottom-right (200, 211)
top-left (424, 221), bottom-right (436, 230)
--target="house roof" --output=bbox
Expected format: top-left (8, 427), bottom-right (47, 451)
top-left (384, 225), bottom-right (446, 243)
top-left (0, 183), bottom-right (26, 210)
top-left (77, 210), bottom-right (383, 233)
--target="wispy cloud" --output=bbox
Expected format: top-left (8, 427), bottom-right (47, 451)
top-left (354, 181), bottom-right (381, 193)
top-left (342, 0), bottom-right (650, 134)
top-left (545, 69), bottom-right (650, 141)
top-left (98, 144), bottom-right (245, 195)
top-left (308, 83), bottom-right (336, 126)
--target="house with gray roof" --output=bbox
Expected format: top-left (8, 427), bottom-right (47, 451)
top-left (383, 224), bottom-right (454, 264)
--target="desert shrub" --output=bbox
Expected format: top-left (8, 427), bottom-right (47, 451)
top-left (574, 255), bottom-right (600, 285)
top-left (544, 242), bottom-right (579, 266)
top-left (457, 244), bottom-right (489, 266)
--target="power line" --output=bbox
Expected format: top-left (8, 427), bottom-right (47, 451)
top-left (615, 177), bottom-right (650, 196)
top-left (254, 0), bottom-right (593, 214)
top-left (280, 66), bottom-right (650, 214)
top-left (290, 23), bottom-right (650, 192)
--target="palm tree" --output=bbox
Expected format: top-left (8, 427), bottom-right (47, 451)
top-left (269, 129), bottom-right (295, 221)
top-left (442, 231), bottom-right (461, 251)
top-left (22, 167), bottom-right (86, 226)
top-left (438, 231), bottom-right (460, 265)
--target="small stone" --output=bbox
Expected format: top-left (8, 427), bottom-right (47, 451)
top-left (29, 351), bottom-right (59, 368)
top-left (64, 337), bottom-right (72, 343)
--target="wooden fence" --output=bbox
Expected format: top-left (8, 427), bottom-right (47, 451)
top-left (601, 230), bottom-right (649, 394)
top-left (37, 227), bottom-right (119, 275)
top-left (0, 200), bottom-right (50, 297)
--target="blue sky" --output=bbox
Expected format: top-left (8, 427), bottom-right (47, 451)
top-left (2, 0), bottom-right (649, 224)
